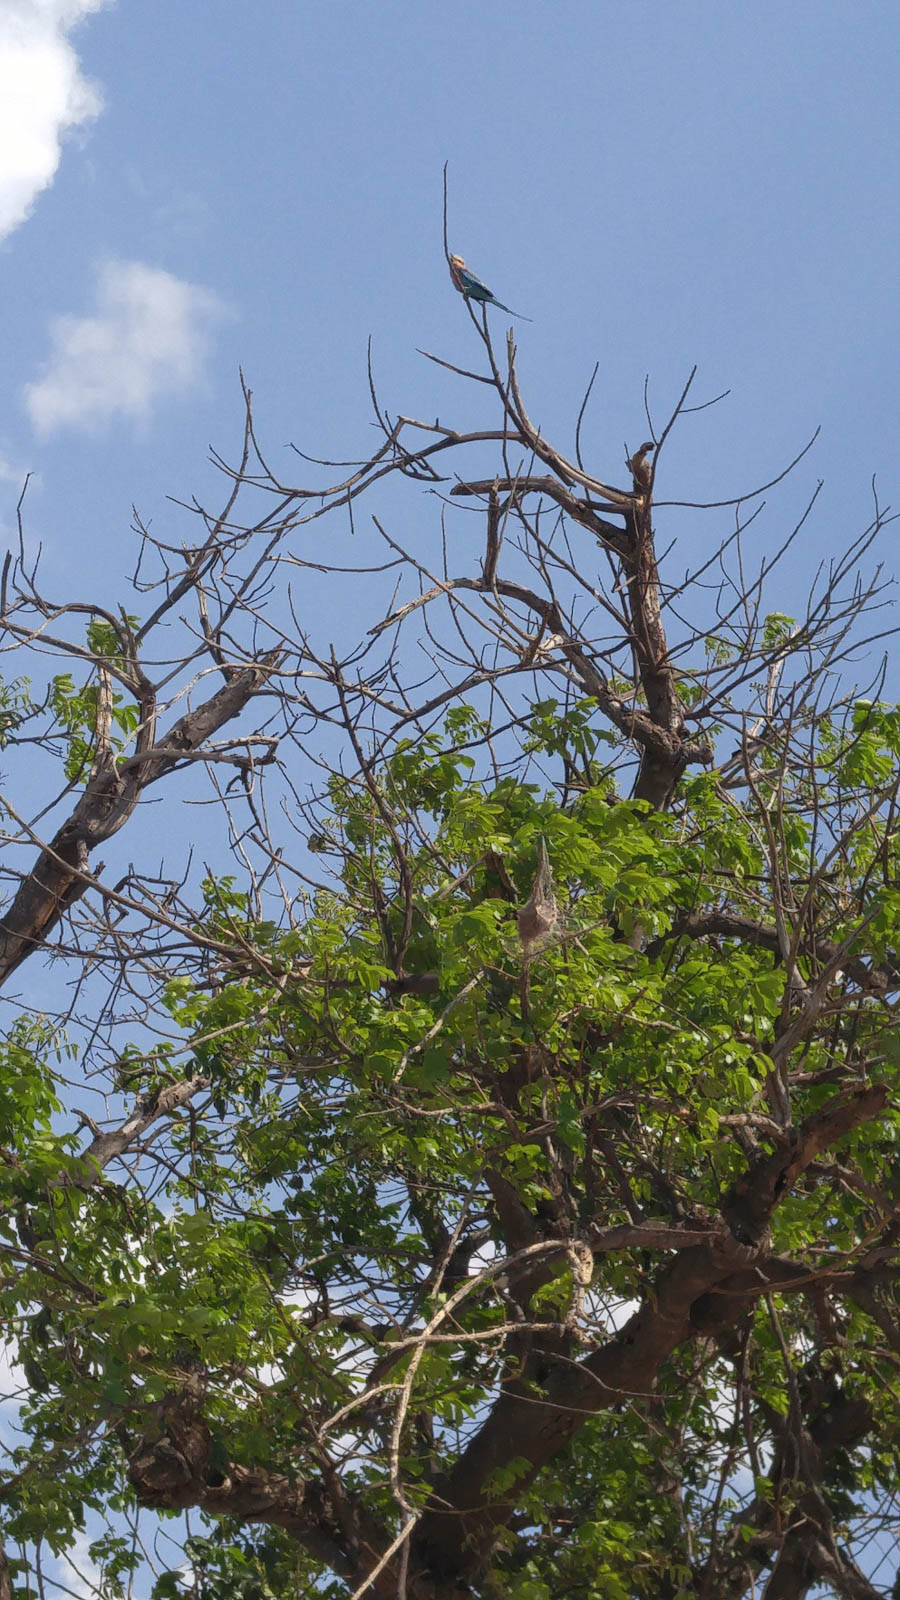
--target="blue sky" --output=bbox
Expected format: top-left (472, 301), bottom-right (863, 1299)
top-left (3, 0), bottom-right (899, 616)
top-left (2, 7), bottom-right (900, 1592)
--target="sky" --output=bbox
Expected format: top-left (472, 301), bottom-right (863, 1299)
top-left (3, 0), bottom-right (900, 608)
top-left (2, 3), bottom-right (900, 1590)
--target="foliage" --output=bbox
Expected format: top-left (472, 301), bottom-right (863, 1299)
top-left (0, 336), bottom-right (899, 1600)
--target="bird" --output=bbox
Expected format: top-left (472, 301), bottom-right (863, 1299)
top-left (626, 441), bottom-right (656, 494)
top-left (448, 254), bottom-right (532, 320)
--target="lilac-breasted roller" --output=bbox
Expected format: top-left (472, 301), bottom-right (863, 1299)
top-left (448, 254), bottom-right (532, 320)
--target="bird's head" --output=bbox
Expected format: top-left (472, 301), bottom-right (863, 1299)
top-left (449, 254), bottom-right (465, 269)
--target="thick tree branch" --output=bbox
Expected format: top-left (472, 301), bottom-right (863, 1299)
top-left (0, 654), bottom-right (278, 985)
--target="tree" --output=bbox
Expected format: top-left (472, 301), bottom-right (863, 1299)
top-left (1, 303), bottom-right (900, 1600)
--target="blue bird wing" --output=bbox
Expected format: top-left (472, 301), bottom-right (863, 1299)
top-left (459, 267), bottom-right (493, 301)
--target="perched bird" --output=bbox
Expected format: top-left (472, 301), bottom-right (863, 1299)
top-left (626, 441), bottom-right (656, 494)
top-left (448, 254), bottom-right (532, 320)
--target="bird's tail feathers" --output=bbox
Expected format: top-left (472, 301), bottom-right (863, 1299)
top-left (492, 301), bottom-right (533, 321)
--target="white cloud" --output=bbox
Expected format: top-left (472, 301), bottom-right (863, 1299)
top-left (54, 1529), bottom-right (105, 1599)
top-left (0, 1), bottom-right (112, 243)
top-left (0, 1338), bottom-right (26, 1451)
top-left (25, 260), bottom-right (228, 435)
top-left (0, 1337), bottom-right (25, 1397)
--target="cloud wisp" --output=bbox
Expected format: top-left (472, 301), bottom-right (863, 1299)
top-left (25, 259), bottom-right (228, 435)
top-left (0, 1), bottom-right (113, 243)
